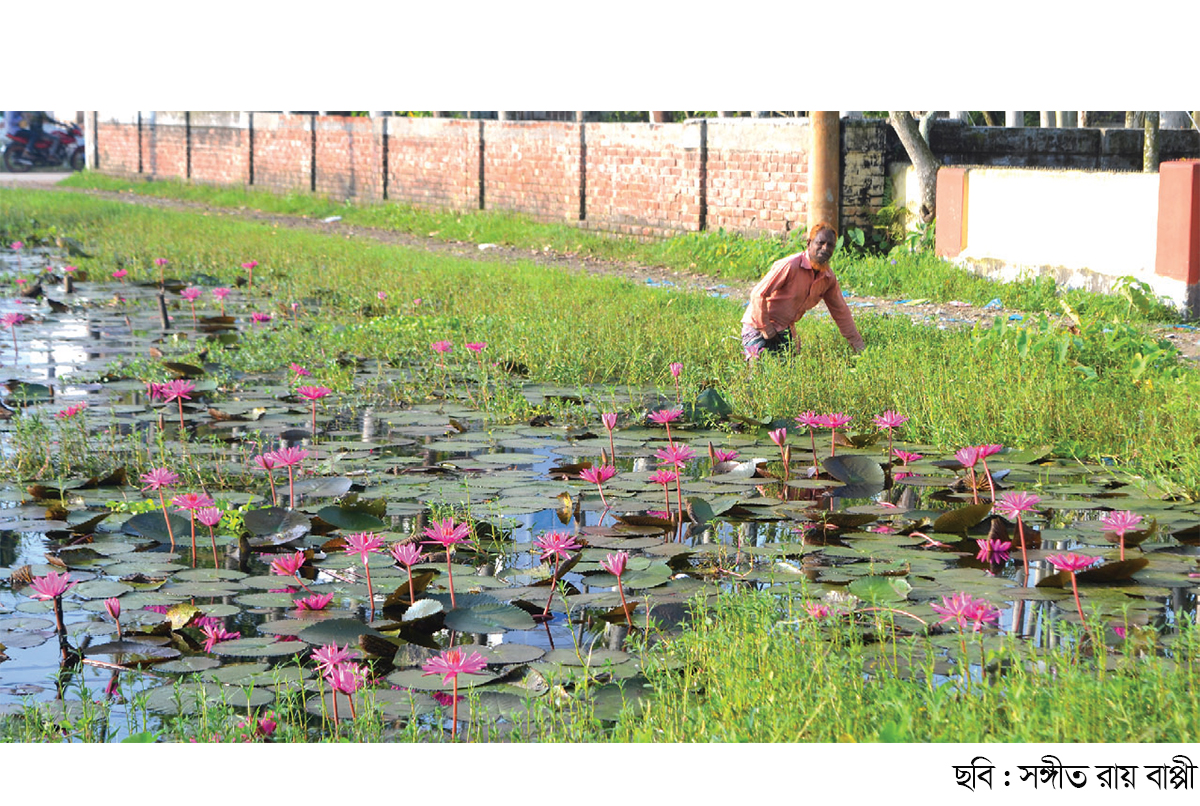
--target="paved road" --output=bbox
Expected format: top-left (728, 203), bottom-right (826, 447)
top-left (0, 170), bottom-right (74, 187)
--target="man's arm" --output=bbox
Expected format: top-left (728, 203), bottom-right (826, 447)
top-left (822, 274), bottom-right (865, 352)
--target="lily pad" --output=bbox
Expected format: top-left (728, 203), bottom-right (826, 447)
top-left (143, 682), bottom-right (274, 715)
top-left (932, 503), bottom-right (994, 535)
top-left (316, 505), bottom-right (386, 532)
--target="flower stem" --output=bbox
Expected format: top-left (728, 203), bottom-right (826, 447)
top-left (157, 490), bottom-right (176, 549)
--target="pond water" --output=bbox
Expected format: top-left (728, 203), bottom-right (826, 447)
top-left (1, 245), bottom-right (1198, 740)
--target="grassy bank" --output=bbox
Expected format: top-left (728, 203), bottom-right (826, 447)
top-left (56, 173), bottom-right (1181, 320)
top-left (6, 590), bottom-right (1195, 742)
top-left (3, 187), bottom-right (1199, 494)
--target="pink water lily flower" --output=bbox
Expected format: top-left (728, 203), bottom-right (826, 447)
top-left (931, 592), bottom-right (1000, 632)
top-left (819, 413), bottom-right (852, 457)
top-left (892, 449), bottom-right (923, 465)
top-left (1047, 552), bottom-right (1099, 575)
top-left (535, 531), bottom-right (581, 618)
top-left (210, 286), bottom-right (231, 315)
top-left (268, 446), bottom-right (309, 508)
top-left (580, 464), bottom-right (617, 510)
top-left (873, 410), bottom-right (908, 456)
top-left (345, 532), bottom-right (385, 619)
top-left (294, 592), bottom-right (334, 611)
top-left (196, 506), bottom-right (224, 565)
top-left (600, 411), bottom-right (618, 462)
top-left (28, 571), bottom-right (77, 600)
top-left (1101, 510), bottom-right (1144, 561)
top-left (241, 260), bottom-right (258, 288)
top-left (297, 385), bottom-right (332, 440)
top-left (995, 491), bottom-right (1040, 578)
top-left (422, 648), bottom-right (489, 739)
top-left (56, 402), bottom-right (87, 419)
top-left (655, 443), bottom-right (695, 468)
top-left (465, 341), bottom-right (486, 354)
top-left (202, 624), bottom-right (240, 653)
top-left (312, 643), bottom-right (354, 677)
top-left (805, 601), bottom-right (831, 619)
top-left (270, 550), bottom-right (309, 587)
top-left (250, 312), bottom-right (272, 324)
top-left (113, 268), bottom-right (128, 282)
top-left (389, 541), bottom-right (426, 605)
top-left (649, 407), bottom-right (682, 425)
top-left (1047, 552), bottom-right (1100, 626)
top-left (289, 362), bottom-right (310, 377)
top-left (424, 517), bottom-right (472, 608)
top-left (535, 531), bottom-right (581, 564)
top-left (601, 551), bottom-right (634, 627)
top-left (174, 492), bottom-right (216, 564)
top-left (649, 468), bottom-right (679, 515)
top-left (180, 286), bottom-right (202, 301)
top-left (423, 648), bottom-right (488, 686)
top-left (140, 467), bottom-right (180, 548)
top-left (975, 537), bottom-right (1012, 565)
top-left (140, 467), bottom-right (179, 491)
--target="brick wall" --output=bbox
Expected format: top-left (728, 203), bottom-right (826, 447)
top-left (316, 115), bottom-right (382, 200)
top-left (252, 113), bottom-right (313, 194)
top-left (705, 119), bottom-right (810, 237)
top-left (95, 113), bottom-right (139, 174)
top-left (88, 113), bottom-right (895, 240)
top-left (386, 118), bottom-right (480, 211)
top-left (484, 121), bottom-right (581, 222)
top-left (191, 112), bottom-right (250, 186)
top-left (581, 122), bottom-right (702, 238)
top-left (141, 112), bottom-right (187, 179)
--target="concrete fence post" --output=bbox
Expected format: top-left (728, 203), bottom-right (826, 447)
top-left (934, 167), bottom-right (970, 258)
top-left (1155, 159), bottom-right (1200, 316)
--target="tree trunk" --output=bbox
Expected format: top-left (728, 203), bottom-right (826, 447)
top-left (981, 111), bottom-right (997, 126)
top-left (1126, 111), bottom-right (1146, 128)
top-left (889, 111), bottom-right (939, 223)
top-left (1144, 112), bottom-right (1160, 172)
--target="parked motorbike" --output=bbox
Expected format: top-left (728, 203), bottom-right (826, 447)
top-left (3, 122), bottom-right (85, 172)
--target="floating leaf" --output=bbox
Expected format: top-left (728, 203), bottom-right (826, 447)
top-left (439, 596), bottom-right (538, 633)
top-left (932, 503), bottom-right (994, 535)
top-left (143, 682), bottom-right (274, 715)
top-left (120, 512), bottom-right (193, 543)
top-left (298, 618), bottom-right (386, 647)
top-left (243, 507), bottom-right (310, 546)
top-left (316, 505), bottom-right (386, 532)
top-left (848, 576), bottom-right (912, 603)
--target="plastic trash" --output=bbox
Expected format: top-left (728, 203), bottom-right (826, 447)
top-left (984, 298), bottom-right (1003, 309)
top-left (321, 216), bottom-right (342, 223)
top-left (1008, 314), bottom-right (1024, 321)
top-left (478, 243), bottom-right (497, 251)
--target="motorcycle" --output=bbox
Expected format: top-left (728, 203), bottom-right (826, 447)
top-left (3, 121), bottom-right (86, 172)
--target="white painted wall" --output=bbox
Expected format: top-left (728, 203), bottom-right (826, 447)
top-left (960, 169), bottom-right (1159, 282)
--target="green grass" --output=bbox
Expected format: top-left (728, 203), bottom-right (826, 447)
top-left (55, 173), bottom-right (1182, 322)
top-left (6, 588), bottom-right (1196, 742)
top-left (599, 591), bottom-right (1200, 742)
top-left (4, 187), bottom-right (1200, 494)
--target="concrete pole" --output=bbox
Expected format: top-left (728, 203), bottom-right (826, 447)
top-left (809, 111), bottom-right (840, 232)
top-left (1040, 111), bottom-right (1055, 128)
top-left (1005, 111), bottom-right (1024, 127)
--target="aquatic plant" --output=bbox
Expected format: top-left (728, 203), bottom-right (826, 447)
top-left (140, 467), bottom-right (180, 549)
top-left (422, 648), bottom-right (488, 740)
top-left (579, 464), bottom-right (617, 511)
top-left (344, 532), bottom-right (385, 620)
top-left (423, 517), bottom-right (472, 608)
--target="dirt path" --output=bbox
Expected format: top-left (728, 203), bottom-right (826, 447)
top-left (26, 182), bottom-right (1200, 362)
